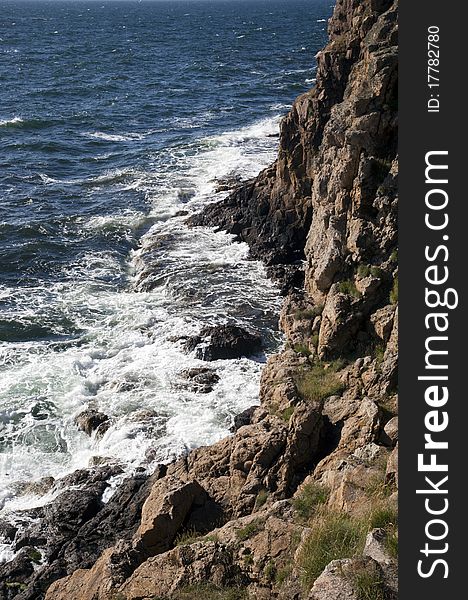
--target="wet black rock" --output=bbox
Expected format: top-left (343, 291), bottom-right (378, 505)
top-left (2, 467), bottom-right (167, 600)
top-left (0, 519), bottom-right (17, 542)
top-left (57, 465), bottom-right (123, 489)
top-left (231, 406), bottom-right (257, 432)
top-left (0, 548), bottom-right (36, 599)
top-left (15, 485), bottom-right (107, 553)
top-left (184, 325), bottom-right (262, 361)
top-left (213, 175), bottom-right (243, 193)
top-left (178, 367), bottom-right (220, 393)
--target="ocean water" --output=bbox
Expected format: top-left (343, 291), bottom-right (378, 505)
top-left (0, 0), bottom-right (331, 545)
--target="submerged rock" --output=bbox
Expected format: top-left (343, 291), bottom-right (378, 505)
top-left (177, 367), bottom-right (220, 394)
top-left (14, 476), bottom-right (55, 498)
top-left (0, 519), bottom-right (17, 542)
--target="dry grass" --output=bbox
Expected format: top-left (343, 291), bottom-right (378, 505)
top-left (236, 520), bottom-right (263, 542)
top-left (353, 569), bottom-right (387, 600)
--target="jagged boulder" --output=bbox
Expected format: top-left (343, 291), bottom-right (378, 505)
top-left (308, 557), bottom-right (385, 600)
top-left (75, 409), bottom-right (110, 437)
top-left (371, 305), bottom-right (395, 343)
top-left (231, 405), bottom-right (258, 432)
top-left (119, 542), bottom-right (241, 599)
top-left (177, 367), bottom-right (220, 393)
top-left (134, 476), bottom-right (207, 556)
top-left (383, 416), bottom-right (398, 445)
top-left (184, 325), bottom-right (262, 361)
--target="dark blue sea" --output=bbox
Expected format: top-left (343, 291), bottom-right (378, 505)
top-left (0, 0), bottom-right (330, 548)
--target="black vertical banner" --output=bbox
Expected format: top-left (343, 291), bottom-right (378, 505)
top-left (399, 1), bottom-right (467, 598)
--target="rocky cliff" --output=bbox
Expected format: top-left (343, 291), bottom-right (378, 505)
top-left (0, 1), bottom-right (398, 598)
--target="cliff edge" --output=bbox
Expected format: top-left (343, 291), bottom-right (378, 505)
top-left (1, 1), bottom-right (398, 598)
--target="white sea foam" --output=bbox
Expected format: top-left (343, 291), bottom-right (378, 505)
top-left (0, 112), bottom-right (285, 539)
top-left (84, 209), bottom-right (147, 233)
top-left (0, 116), bottom-right (23, 127)
top-left (39, 168), bottom-right (142, 188)
top-left (82, 131), bottom-right (146, 142)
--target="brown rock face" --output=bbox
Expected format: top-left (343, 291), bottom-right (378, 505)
top-left (308, 557), bottom-right (391, 600)
top-left (38, 1), bottom-right (399, 599)
top-left (135, 477), bottom-right (207, 556)
top-left (75, 409), bottom-right (110, 437)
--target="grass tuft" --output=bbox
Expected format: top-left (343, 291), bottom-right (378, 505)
top-left (353, 569), bottom-right (386, 600)
top-left (298, 512), bottom-right (367, 589)
top-left (357, 265), bottom-right (384, 279)
top-left (236, 520), bottom-right (262, 542)
top-left (275, 562), bottom-right (293, 585)
top-left (175, 527), bottom-right (201, 546)
top-left (293, 343), bottom-right (312, 357)
top-left (294, 305), bottom-right (323, 320)
top-left (374, 344), bottom-right (385, 371)
top-left (368, 505), bottom-right (397, 530)
top-left (293, 483), bottom-right (329, 520)
top-left (281, 406), bottom-right (295, 422)
top-left (264, 560), bottom-right (277, 582)
top-left (389, 276), bottom-right (398, 304)
top-left (255, 489), bottom-right (269, 508)
top-left (170, 584), bottom-right (247, 600)
top-left (384, 529), bottom-right (398, 558)
top-left (28, 548), bottom-right (42, 564)
top-left (295, 362), bottom-right (345, 403)
top-left (337, 280), bottom-right (361, 298)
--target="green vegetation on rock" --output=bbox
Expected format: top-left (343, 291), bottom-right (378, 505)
top-left (293, 343), bottom-right (312, 357)
top-left (294, 305), bottom-right (323, 320)
top-left (295, 362), bottom-right (345, 403)
top-left (390, 275), bottom-right (398, 304)
top-left (353, 569), bottom-right (386, 600)
top-left (255, 489), bottom-right (269, 508)
top-left (337, 280), bottom-right (361, 298)
top-left (169, 585), bottom-right (247, 600)
top-left (236, 520), bottom-right (263, 542)
top-left (298, 512), bottom-right (367, 589)
top-left (293, 483), bottom-right (329, 520)
top-left (357, 264), bottom-right (384, 279)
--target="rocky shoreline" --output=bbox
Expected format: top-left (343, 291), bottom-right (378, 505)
top-left (0, 0), bottom-right (398, 598)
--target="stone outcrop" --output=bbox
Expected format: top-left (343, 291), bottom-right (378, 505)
top-left (184, 325), bottom-right (263, 361)
top-left (75, 409), bottom-right (110, 437)
top-left (3, 1), bottom-right (398, 599)
top-left (0, 468), bottom-right (164, 600)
